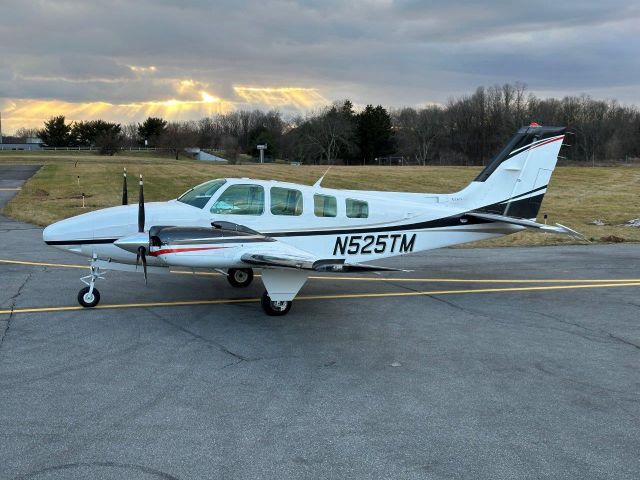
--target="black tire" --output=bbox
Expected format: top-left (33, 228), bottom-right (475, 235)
top-left (227, 268), bottom-right (254, 288)
top-left (261, 290), bottom-right (292, 316)
top-left (78, 286), bottom-right (100, 308)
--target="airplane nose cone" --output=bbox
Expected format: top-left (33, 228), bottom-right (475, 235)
top-left (43, 221), bottom-right (63, 244)
top-left (42, 213), bottom-right (99, 246)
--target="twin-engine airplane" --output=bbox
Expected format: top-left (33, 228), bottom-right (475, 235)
top-left (43, 124), bottom-right (582, 315)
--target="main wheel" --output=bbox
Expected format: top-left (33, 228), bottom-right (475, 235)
top-left (78, 286), bottom-right (100, 308)
top-left (227, 268), bottom-right (254, 288)
top-left (261, 291), bottom-right (292, 316)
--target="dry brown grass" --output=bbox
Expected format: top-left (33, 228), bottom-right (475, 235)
top-left (2, 151), bottom-right (639, 246)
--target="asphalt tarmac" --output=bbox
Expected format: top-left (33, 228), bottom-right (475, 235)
top-left (1, 164), bottom-right (639, 479)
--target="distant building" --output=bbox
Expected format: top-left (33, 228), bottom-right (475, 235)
top-left (184, 147), bottom-right (227, 162)
top-left (0, 135), bottom-right (44, 151)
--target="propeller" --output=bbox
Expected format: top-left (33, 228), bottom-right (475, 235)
top-left (135, 174), bottom-right (148, 284)
top-left (138, 174), bottom-right (145, 233)
top-left (122, 168), bottom-right (128, 205)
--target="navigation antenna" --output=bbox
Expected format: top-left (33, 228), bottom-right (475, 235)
top-left (313, 166), bottom-right (332, 188)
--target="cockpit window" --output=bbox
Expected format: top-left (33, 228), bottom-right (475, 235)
top-left (177, 179), bottom-right (227, 208)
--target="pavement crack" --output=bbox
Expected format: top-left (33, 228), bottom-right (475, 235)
top-left (383, 278), bottom-right (487, 317)
top-left (0, 272), bottom-right (33, 352)
top-left (146, 308), bottom-right (250, 362)
top-left (608, 333), bottom-right (640, 350)
top-left (531, 310), bottom-right (595, 333)
top-left (531, 310), bottom-right (640, 350)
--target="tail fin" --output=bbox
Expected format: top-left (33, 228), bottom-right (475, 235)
top-left (457, 124), bottom-right (566, 220)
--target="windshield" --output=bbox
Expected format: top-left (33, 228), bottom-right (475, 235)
top-left (177, 179), bottom-right (227, 208)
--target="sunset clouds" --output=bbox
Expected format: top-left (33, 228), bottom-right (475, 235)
top-left (1, 0), bottom-right (639, 132)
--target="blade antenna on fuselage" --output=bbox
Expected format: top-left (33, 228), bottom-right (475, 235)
top-left (313, 166), bottom-right (332, 188)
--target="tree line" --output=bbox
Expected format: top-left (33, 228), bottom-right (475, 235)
top-left (25, 83), bottom-right (640, 164)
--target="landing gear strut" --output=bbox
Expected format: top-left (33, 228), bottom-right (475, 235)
top-left (261, 291), bottom-right (292, 316)
top-left (78, 254), bottom-right (104, 308)
top-left (227, 268), bottom-right (254, 288)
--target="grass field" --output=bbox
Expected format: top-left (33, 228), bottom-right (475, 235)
top-left (2, 151), bottom-right (639, 247)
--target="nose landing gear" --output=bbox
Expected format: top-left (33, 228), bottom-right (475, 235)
top-left (78, 253), bottom-right (104, 308)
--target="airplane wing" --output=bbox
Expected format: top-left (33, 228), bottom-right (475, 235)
top-left (240, 252), bottom-right (403, 272)
top-left (467, 212), bottom-right (587, 240)
top-left (129, 221), bottom-right (405, 273)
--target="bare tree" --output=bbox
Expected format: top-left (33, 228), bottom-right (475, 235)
top-left (394, 106), bottom-right (443, 165)
top-left (301, 103), bottom-right (355, 164)
top-left (14, 127), bottom-right (40, 139)
top-left (160, 122), bottom-right (198, 160)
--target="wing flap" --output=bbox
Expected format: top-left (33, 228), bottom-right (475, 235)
top-left (240, 253), bottom-right (403, 272)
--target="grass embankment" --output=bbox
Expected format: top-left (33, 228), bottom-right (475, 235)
top-left (1, 151), bottom-right (639, 247)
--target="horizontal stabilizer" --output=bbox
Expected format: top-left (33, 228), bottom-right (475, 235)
top-left (468, 212), bottom-right (587, 240)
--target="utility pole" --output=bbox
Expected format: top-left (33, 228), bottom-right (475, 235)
top-left (0, 111), bottom-right (3, 144)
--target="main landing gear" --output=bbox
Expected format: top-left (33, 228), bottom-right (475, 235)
top-left (228, 268), bottom-right (293, 315)
top-left (261, 291), bottom-right (292, 316)
top-left (226, 268), bottom-right (254, 288)
top-left (78, 254), bottom-right (103, 308)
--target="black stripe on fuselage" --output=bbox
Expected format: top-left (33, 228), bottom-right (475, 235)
top-left (45, 186), bottom-right (548, 244)
top-left (505, 185), bottom-right (547, 202)
top-left (45, 238), bottom-right (118, 246)
top-left (264, 214), bottom-right (491, 237)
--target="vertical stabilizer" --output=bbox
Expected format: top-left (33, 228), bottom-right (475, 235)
top-left (456, 124), bottom-right (566, 219)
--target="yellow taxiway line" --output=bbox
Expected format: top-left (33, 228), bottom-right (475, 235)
top-left (0, 187), bottom-right (21, 191)
top-left (1, 282), bottom-right (639, 316)
top-left (0, 259), bottom-right (88, 269)
top-left (2, 258), bottom-right (640, 284)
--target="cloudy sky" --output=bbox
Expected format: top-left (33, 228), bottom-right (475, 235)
top-left (1, 0), bottom-right (639, 132)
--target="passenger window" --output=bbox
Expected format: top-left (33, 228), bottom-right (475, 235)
top-left (346, 198), bottom-right (368, 218)
top-left (271, 187), bottom-right (303, 216)
top-left (210, 184), bottom-right (264, 215)
top-left (314, 194), bottom-right (337, 217)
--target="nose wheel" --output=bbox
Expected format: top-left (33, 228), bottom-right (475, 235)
top-left (227, 268), bottom-right (254, 288)
top-left (78, 286), bottom-right (100, 308)
top-left (261, 291), bottom-right (292, 316)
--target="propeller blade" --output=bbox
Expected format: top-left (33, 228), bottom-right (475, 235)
top-left (138, 174), bottom-right (145, 233)
top-left (122, 168), bottom-right (128, 205)
top-left (137, 245), bottom-right (148, 284)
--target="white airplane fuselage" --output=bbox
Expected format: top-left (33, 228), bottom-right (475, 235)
top-left (43, 179), bottom-right (521, 269)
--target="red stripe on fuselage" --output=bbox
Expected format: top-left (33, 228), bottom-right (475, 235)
top-left (150, 246), bottom-right (229, 256)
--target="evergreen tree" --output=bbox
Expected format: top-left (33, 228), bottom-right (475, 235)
top-left (71, 120), bottom-right (121, 147)
top-left (137, 117), bottom-right (167, 146)
top-left (38, 116), bottom-right (72, 147)
top-left (356, 105), bottom-right (394, 164)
